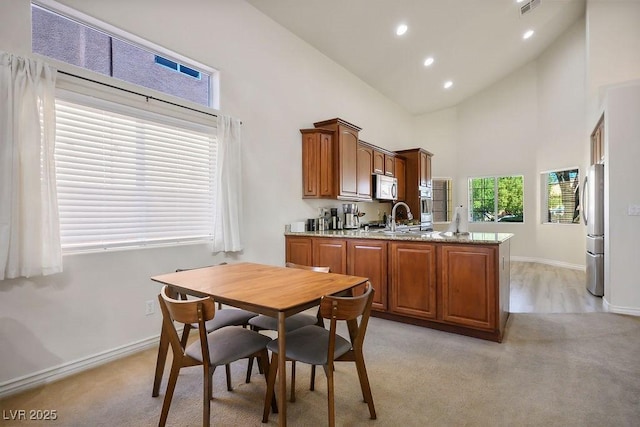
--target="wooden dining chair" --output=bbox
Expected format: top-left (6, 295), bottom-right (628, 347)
top-left (262, 282), bottom-right (377, 427)
top-left (247, 262), bottom-right (330, 401)
top-left (152, 265), bottom-right (259, 397)
top-left (156, 285), bottom-right (274, 427)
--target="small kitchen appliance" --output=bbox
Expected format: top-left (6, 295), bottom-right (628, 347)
top-left (373, 174), bottom-right (398, 201)
top-left (342, 203), bottom-right (360, 229)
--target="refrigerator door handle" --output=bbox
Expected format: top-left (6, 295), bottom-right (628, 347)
top-left (582, 175), bottom-right (589, 226)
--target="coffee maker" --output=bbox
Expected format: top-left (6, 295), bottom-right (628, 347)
top-left (342, 203), bottom-right (360, 229)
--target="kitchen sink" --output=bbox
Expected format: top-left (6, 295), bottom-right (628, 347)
top-left (370, 228), bottom-right (433, 237)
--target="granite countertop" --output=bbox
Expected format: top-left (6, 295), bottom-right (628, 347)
top-left (285, 229), bottom-right (513, 244)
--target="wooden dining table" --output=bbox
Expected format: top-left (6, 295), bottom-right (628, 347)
top-left (150, 262), bottom-right (369, 427)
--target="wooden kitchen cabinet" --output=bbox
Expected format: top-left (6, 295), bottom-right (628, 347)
top-left (395, 148), bottom-right (433, 215)
top-left (440, 245), bottom-right (496, 330)
top-left (302, 118), bottom-right (407, 201)
top-left (372, 147), bottom-right (396, 177)
top-left (384, 154), bottom-right (395, 177)
top-left (313, 118), bottom-right (368, 200)
top-left (356, 143), bottom-right (373, 200)
top-left (285, 234), bottom-right (511, 342)
top-left (396, 148), bottom-right (433, 188)
top-left (285, 236), bottom-right (386, 309)
top-left (300, 129), bottom-right (334, 198)
top-left (373, 149), bottom-right (385, 175)
top-left (348, 240), bottom-right (388, 311)
top-left (285, 236), bottom-right (313, 266)
top-left (389, 242), bottom-right (437, 320)
top-left (312, 238), bottom-right (347, 274)
top-left (395, 156), bottom-right (406, 201)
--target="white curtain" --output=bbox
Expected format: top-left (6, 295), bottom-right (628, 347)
top-left (0, 52), bottom-right (61, 279)
top-left (213, 115), bottom-right (243, 252)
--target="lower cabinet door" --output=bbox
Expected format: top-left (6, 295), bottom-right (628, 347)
top-left (347, 240), bottom-right (387, 311)
top-left (312, 238), bottom-right (347, 274)
top-left (285, 236), bottom-right (313, 266)
top-left (441, 245), bottom-right (496, 330)
top-left (389, 242), bottom-right (437, 319)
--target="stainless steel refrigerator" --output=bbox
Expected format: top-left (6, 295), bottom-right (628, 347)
top-left (583, 164), bottom-right (604, 296)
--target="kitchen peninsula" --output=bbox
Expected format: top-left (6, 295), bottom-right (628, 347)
top-left (285, 230), bottom-right (513, 342)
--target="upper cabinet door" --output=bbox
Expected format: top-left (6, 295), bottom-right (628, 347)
top-left (339, 127), bottom-right (359, 198)
top-left (373, 150), bottom-right (385, 175)
top-left (313, 118), bottom-right (362, 200)
top-left (395, 156), bottom-right (406, 201)
top-left (357, 144), bottom-right (373, 200)
top-left (301, 129), bottom-right (334, 198)
top-left (384, 154), bottom-right (395, 176)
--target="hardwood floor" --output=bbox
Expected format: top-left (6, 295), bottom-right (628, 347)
top-left (510, 261), bottom-right (604, 313)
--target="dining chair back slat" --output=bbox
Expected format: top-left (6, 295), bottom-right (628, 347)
top-left (320, 291), bottom-right (370, 321)
top-left (162, 292), bottom-right (216, 326)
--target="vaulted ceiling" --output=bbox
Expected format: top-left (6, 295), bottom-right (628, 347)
top-left (246, 0), bottom-right (585, 115)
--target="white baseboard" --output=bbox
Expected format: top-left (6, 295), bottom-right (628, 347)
top-left (510, 256), bottom-right (584, 271)
top-left (0, 334), bottom-right (160, 400)
top-left (603, 299), bottom-right (640, 316)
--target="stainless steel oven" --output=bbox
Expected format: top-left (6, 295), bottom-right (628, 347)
top-left (419, 186), bottom-right (433, 231)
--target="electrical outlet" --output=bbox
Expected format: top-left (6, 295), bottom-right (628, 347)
top-left (145, 300), bottom-right (154, 316)
top-left (628, 204), bottom-right (640, 216)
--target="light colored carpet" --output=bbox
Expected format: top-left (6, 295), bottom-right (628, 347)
top-left (1, 313), bottom-right (639, 426)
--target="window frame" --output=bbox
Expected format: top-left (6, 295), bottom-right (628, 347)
top-left (30, 0), bottom-right (223, 254)
top-left (540, 167), bottom-right (581, 225)
top-left (53, 88), bottom-right (218, 254)
top-left (31, 0), bottom-right (220, 110)
top-left (432, 177), bottom-right (453, 223)
top-left (467, 174), bottom-right (524, 223)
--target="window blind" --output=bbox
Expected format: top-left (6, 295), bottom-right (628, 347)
top-left (54, 96), bottom-right (217, 251)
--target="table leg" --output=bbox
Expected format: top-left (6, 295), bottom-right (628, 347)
top-left (277, 312), bottom-right (287, 427)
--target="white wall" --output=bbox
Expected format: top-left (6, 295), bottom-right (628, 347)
top-left (585, 1), bottom-right (640, 312)
top-left (535, 19), bottom-right (587, 267)
top-left (411, 108), bottom-right (458, 179)
top-left (413, 19), bottom-right (587, 267)
top-left (604, 83), bottom-right (640, 313)
top-left (586, 0), bottom-right (640, 121)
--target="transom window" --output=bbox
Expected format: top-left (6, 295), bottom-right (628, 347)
top-left (468, 175), bottom-right (524, 223)
top-left (31, 2), bottom-right (216, 108)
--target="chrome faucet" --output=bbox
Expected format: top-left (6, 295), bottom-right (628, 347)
top-left (390, 201), bottom-right (413, 232)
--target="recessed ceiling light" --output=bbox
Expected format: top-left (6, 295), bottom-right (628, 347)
top-left (396, 24), bottom-right (408, 36)
top-left (517, 0), bottom-right (526, 3)
top-left (423, 57), bottom-right (434, 67)
top-left (523, 29), bottom-right (534, 40)
top-left (444, 80), bottom-right (453, 89)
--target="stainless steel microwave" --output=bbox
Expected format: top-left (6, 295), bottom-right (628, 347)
top-left (373, 174), bottom-right (398, 201)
